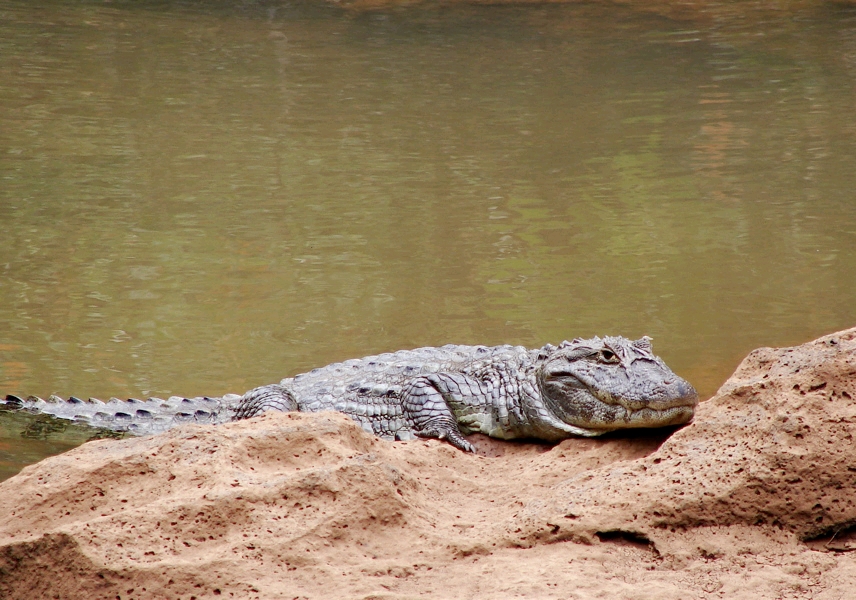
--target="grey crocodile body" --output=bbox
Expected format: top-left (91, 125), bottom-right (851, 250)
top-left (2, 336), bottom-right (698, 452)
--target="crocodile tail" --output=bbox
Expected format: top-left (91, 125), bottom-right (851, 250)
top-left (1, 393), bottom-right (244, 436)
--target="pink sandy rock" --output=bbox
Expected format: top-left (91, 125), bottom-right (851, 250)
top-left (1, 328), bottom-right (855, 599)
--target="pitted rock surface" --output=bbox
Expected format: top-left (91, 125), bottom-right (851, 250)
top-left (1, 328), bottom-right (855, 599)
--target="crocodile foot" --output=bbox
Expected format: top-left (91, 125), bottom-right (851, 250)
top-left (414, 418), bottom-right (476, 453)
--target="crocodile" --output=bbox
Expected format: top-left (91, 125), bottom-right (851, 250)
top-left (1, 336), bottom-right (698, 452)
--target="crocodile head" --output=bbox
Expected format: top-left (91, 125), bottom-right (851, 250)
top-left (536, 336), bottom-right (698, 435)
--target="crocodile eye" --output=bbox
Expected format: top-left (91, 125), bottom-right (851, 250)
top-left (599, 350), bottom-right (617, 362)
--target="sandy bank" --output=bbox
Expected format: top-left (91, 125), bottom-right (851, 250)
top-left (1, 327), bottom-right (855, 599)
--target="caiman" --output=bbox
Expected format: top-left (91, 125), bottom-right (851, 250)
top-left (2, 336), bottom-right (698, 452)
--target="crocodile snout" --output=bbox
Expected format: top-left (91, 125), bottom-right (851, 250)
top-left (674, 379), bottom-right (699, 406)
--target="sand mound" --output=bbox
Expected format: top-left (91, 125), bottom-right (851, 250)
top-left (1, 328), bottom-right (855, 599)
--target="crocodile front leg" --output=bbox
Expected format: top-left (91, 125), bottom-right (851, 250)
top-left (401, 374), bottom-right (491, 453)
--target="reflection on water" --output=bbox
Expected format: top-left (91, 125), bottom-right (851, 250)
top-left (1, 0), bottom-right (855, 479)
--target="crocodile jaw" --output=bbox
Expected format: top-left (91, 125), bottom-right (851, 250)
top-left (537, 336), bottom-right (699, 433)
top-left (541, 380), bottom-right (698, 433)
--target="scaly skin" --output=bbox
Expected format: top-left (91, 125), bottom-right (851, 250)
top-left (2, 336), bottom-right (698, 452)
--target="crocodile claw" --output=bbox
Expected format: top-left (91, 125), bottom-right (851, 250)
top-left (414, 424), bottom-right (476, 453)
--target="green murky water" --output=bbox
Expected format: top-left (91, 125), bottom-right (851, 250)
top-left (1, 0), bottom-right (855, 480)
